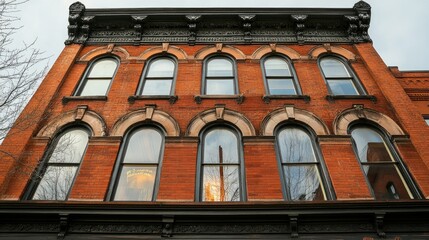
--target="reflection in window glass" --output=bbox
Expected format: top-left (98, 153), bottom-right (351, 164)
top-left (425, 118), bottom-right (429, 125)
top-left (113, 128), bottom-right (163, 201)
top-left (320, 56), bottom-right (362, 96)
top-left (277, 127), bottom-right (326, 201)
top-left (263, 56), bottom-right (300, 95)
top-left (351, 127), bottom-right (413, 200)
top-left (32, 128), bottom-right (89, 200)
top-left (76, 58), bottom-right (118, 96)
top-left (201, 128), bottom-right (242, 201)
top-left (204, 57), bottom-right (237, 95)
top-left (139, 58), bottom-right (176, 96)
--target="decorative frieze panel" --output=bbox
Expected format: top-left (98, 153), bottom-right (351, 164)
top-left (65, 1), bottom-right (372, 45)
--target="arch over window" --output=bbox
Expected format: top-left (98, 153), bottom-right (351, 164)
top-left (137, 56), bottom-right (177, 96)
top-left (202, 55), bottom-right (238, 95)
top-left (350, 126), bottom-right (420, 200)
top-left (75, 56), bottom-right (119, 96)
top-left (262, 55), bottom-right (301, 95)
top-left (319, 56), bottom-right (365, 96)
top-left (276, 126), bottom-right (332, 201)
top-left (26, 127), bottom-right (90, 200)
top-left (197, 126), bottom-right (245, 202)
top-left (109, 126), bottom-right (164, 201)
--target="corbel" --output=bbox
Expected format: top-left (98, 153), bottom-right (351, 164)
top-left (57, 214), bottom-right (69, 240)
top-left (239, 15), bottom-right (255, 43)
top-left (291, 15), bottom-right (307, 45)
top-left (186, 15), bottom-right (201, 46)
top-left (65, 2), bottom-right (85, 45)
top-left (290, 215), bottom-right (299, 238)
top-left (132, 15), bottom-right (147, 45)
top-left (77, 16), bottom-right (94, 44)
top-left (345, 15), bottom-right (359, 42)
top-left (161, 215), bottom-right (174, 238)
top-left (353, 1), bottom-right (372, 42)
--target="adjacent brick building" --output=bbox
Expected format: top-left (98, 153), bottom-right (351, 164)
top-left (0, 1), bottom-right (429, 239)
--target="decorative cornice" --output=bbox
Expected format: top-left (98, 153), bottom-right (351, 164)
top-left (65, 1), bottom-right (372, 45)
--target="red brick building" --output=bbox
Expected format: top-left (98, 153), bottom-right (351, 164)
top-left (1, 1), bottom-right (429, 239)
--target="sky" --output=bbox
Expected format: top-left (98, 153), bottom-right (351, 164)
top-left (12, 0), bottom-right (429, 71)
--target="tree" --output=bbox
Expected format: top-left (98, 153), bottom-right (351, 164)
top-left (0, 0), bottom-right (48, 143)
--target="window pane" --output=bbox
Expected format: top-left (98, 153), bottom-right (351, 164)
top-left (123, 128), bottom-right (162, 164)
top-left (32, 166), bottom-right (78, 200)
top-left (264, 57), bottom-right (291, 77)
top-left (203, 129), bottom-right (239, 164)
top-left (327, 79), bottom-right (358, 95)
top-left (278, 128), bottom-right (317, 163)
top-left (362, 165), bottom-right (412, 200)
top-left (267, 79), bottom-right (296, 95)
top-left (79, 79), bottom-right (111, 96)
top-left (351, 128), bottom-right (394, 163)
top-left (146, 59), bottom-right (175, 78)
top-left (113, 166), bottom-right (157, 201)
top-left (202, 166), bottom-right (240, 202)
top-left (425, 118), bottom-right (429, 125)
top-left (283, 165), bottom-right (325, 201)
top-left (141, 79), bottom-right (173, 95)
top-left (320, 58), bottom-right (351, 78)
top-left (207, 58), bottom-right (233, 77)
top-left (206, 79), bottom-right (235, 95)
top-left (88, 59), bottom-right (117, 78)
top-left (49, 129), bottom-right (88, 164)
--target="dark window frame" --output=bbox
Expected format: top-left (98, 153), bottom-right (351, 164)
top-left (74, 55), bottom-right (120, 97)
top-left (107, 124), bottom-right (166, 202)
top-left (318, 55), bottom-right (366, 96)
top-left (136, 55), bottom-right (178, 96)
top-left (202, 54), bottom-right (239, 95)
top-left (261, 54), bottom-right (302, 96)
top-left (274, 123), bottom-right (335, 201)
top-left (195, 124), bottom-right (247, 202)
top-left (348, 122), bottom-right (422, 200)
top-left (23, 125), bottom-right (92, 200)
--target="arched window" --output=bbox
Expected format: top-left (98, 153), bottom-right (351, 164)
top-left (276, 126), bottom-right (331, 201)
top-left (110, 127), bottom-right (164, 201)
top-left (198, 127), bottom-right (245, 201)
top-left (350, 126), bottom-right (417, 200)
top-left (75, 57), bottom-right (119, 96)
top-left (203, 56), bottom-right (237, 95)
top-left (137, 57), bottom-right (177, 95)
top-left (28, 127), bottom-right (90, 200)
top-left (262, 55), bottom-right (301, 95)
top-left (319, 56), bottom-right (365, 96)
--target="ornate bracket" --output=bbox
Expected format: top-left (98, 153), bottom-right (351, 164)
top-left (239, 15), bottom-right (255, 43)
top-left (186, 15), bottom-right (201, 45)
top-left (375, 213), bottom-right (386, 238)
top-left (57, 214), bottom-right (69, 240)
top-left (291, 15), bottom-right (307, 45)
top-left (77, 16), bottom-right (94, 44)
top-left (290, 215), bottom-right (298, 238)
top-left (345, 15), bottom-right (359, 42)
top-left (161, 215), bottom-right (174, 238)
top-left (65, 2), bottom-right (85, 44)
top-left (132, 15), bottom-right (147, 45)
top-left (353, 1), bottom-right (372, 42)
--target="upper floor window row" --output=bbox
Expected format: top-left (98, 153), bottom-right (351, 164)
top-left (74, 54), bottom-right (366, 98)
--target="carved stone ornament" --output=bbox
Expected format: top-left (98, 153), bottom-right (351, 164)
top-left (69, 1), bottom-right (85, 13)
top-left (353, 0), bottom-right (371, 10)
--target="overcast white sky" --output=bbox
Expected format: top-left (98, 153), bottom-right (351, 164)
top-left (13, 0), bottom-right (429, 71)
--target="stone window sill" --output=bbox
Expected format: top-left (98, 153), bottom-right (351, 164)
top-left (262, 95), bottom-right (310, 104)
top-left (62, 96), bottom-right (107, 104)
top-left (194, 94), bottom-right (244, 104)
top-left (325, 95), bottom-right (377, 103)
top-left (128, 95), bottom-right (178, 104)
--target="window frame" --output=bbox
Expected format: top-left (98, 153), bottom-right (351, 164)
top-left (74, 55), bottom-right (120, 97)
top-left (274, 124), bottom-right (335, 201)
top-left (318, 55), bottom-right (366, 96)
top-left (195, 124), bottom-right (247, 202)
top-left (23, 125), bottom-right (91, 200)
top-left (349, 122), bottom-right (422, 200)
top-left (107, 124), bottom-right (166, 202)
top-left (261, 54), bottom-right (302, 96)
top-left (202, 55), bottom-right (239, 95)
top-left (136, 55), bottom-right (178, 96)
